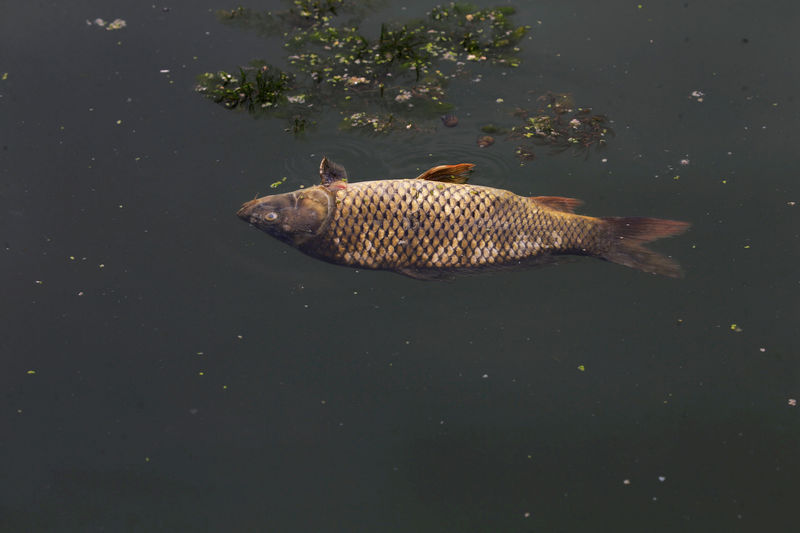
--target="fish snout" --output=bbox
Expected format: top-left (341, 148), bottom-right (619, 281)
top-left (237, 199), bottom-right (261, 222)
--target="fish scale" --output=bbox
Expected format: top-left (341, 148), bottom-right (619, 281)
top-left (237, 158), bottom-right (690, 279)
top-left (301, 179), bottom-right (606, 276)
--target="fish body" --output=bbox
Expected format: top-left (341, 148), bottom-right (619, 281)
top-left (237, 158), bottom-right (689, 279)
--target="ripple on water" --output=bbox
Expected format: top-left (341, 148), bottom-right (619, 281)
top-left (297, 125), bottom-right (517, 187)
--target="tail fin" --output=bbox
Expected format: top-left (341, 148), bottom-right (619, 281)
top-left (601, 217), bottom-right (690, 278)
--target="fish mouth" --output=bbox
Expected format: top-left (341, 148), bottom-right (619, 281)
top-left (236, 199), bottom-right (260, 221)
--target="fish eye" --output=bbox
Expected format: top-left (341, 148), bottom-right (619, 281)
top-left (265, 212), bottom-right (278, 221)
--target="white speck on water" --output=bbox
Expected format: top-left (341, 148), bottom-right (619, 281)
top-left (690, 90), bottom-right (705, 102)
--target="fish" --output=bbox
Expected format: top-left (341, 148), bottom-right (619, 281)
top-left (236, 158), bottom-right (690, 280)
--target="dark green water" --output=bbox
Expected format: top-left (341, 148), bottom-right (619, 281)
top-left (2, 1), bottom-right (798, 531)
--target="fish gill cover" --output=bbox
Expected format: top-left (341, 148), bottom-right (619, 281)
top-left (196, 1), bottom-right (612, 160)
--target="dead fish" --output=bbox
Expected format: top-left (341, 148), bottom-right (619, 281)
top-left (440, 114), bottom-right (459, 127)
top-left (237, 158), bottom-right (690, 280)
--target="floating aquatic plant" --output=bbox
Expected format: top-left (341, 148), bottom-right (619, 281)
top-left (196, 62), bottom-right (294, 111)
top-left (196, 1), bottom-right (529, 134)
top-left (507, 92), bottom-right (614, 160)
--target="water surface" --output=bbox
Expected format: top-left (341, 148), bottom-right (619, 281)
top-left (2, 1), bottom-right (798, 531)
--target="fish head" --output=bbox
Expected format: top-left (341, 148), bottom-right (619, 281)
top-left (237, 187), bottom-right (332, 245)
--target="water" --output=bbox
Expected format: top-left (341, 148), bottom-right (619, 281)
top-left (2, 1), bottom-right (798, 531)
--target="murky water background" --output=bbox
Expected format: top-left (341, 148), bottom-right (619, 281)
top-left (2, 1), bottom-right (799, 531)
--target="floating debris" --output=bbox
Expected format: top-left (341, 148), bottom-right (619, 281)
top-left (441, 113), bottom-right (459, 127)
top-left (196, 63), bottom-right (294, 112)
top-left (515, 145), bottom-right (535, 161)
top-left (508, 92), bottom-right (613, 160)
top-left (690, 90), bottom-right (705, 102)
top-left (480, 124), bottom-right (506, 134)
top-left (88, 18), bottom-right (127, 30)
top-left (107, 18), bottom-right (127, 30)
top-left (197, 1), bottom-right (528, 134)
top-left (476, 135), bottom-right (494, 147)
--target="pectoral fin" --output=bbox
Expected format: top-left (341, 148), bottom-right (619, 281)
top-left (397, 267), bottom-right (455, 281)
top-left (320, 157), bottom-right (348, 187)
top-left (414, 163), bottom-right (475, 184)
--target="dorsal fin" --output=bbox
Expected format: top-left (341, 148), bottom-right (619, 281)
top-left (319, 157), bottom-right (348, 187)
top-left (530, 196), bottom-right (584, 213)
top-left (414, 163), bottom-right (475, 184)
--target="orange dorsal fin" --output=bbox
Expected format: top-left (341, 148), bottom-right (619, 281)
top-left (530, 196), bottom-right (584, 213)
top-left (414, 163), bottom-right (475, 184)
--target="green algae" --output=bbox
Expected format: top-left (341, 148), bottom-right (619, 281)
top-left (511, 92), bottom-right (614, 159)
top-left (196, 1), bottom-right (528, 134)
top-left (196, 63), bottom-right (294, 111)
top-left (476, 92), bottom-right (614, 161)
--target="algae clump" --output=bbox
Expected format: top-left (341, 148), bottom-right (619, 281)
top-left (196, 1), bottom-right (529, 134)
